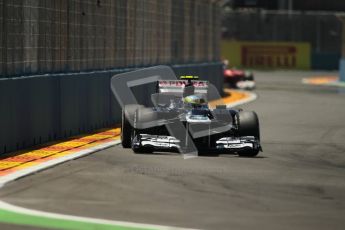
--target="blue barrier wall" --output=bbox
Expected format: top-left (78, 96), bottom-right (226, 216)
top-left (339, 59), bottom-right (345, 82)
top-left (0, 63), bottom-right (223, 154)
top-left (311, 52), bottom-right (340, 70)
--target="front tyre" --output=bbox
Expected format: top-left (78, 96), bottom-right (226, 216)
top-left (132, 146), bottom-right (154, 154)
top-left (237, 111), bottom-right (260, 157)
top-left (121, 108), bottom-right (133, 148)
top-left (121, 104), bottom-right (144, 148)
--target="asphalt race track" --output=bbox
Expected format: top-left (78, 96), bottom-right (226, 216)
top-left (1, 71), bottom-right (345, 230)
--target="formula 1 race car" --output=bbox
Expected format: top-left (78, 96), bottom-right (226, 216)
top-left (121, 76), bottom-right (262, 157)
top-left (224, 68), bottom-right (256, 90)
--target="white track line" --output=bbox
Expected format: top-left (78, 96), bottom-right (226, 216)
top-left (0, 201), bottom-right (195, 230)
top-left (0, 140), bottom-right (196, 229)
top-left (0, 89), bottom-right (257, 230)
top-left (0, 140), bottom-right (121, 188)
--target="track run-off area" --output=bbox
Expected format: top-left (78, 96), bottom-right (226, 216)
top-left (0, 71), bottom-right (345, 230)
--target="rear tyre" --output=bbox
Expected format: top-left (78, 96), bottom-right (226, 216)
top-left (245, 74), bottom-right (254, 81)
top-left (135, 107), bottom-right (158, 126)
top-left (237, 111), bottom-right (260, 157)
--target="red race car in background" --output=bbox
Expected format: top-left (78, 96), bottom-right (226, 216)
top-left (223, 60), bottom-right (256, 90)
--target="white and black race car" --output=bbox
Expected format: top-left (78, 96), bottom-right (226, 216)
top-left (121, 76), bottom-right (262, 157)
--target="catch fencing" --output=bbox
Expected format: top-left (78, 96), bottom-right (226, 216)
top-left (0, 0), bottom-right (221, 78)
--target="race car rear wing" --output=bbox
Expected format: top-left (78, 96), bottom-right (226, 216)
top-left (158, 80), bottom-right (208, 94)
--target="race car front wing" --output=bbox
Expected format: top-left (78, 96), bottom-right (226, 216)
top-left (216, 136), bottom-right (261, 151)
top-left (132, 134), bottom-right (261, 152)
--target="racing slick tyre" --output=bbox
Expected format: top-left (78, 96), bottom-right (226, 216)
top-left (132, 145), bottom-right (154, 154)
top-left (121, 104), bottom-right (144, 148)
top-left (237, 111), bottom-right (260, 157)
top-left (244, 73), bottom-right (254, 81)
top-left (131, 107), bottom-right (158, 154)
top-left (131, 128), bottom-right (154, 154)
top-left (134, 107), bottom-right (159, 129)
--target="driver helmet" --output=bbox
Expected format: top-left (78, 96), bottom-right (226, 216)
top-left (183, 94), bottom-right (207, 108)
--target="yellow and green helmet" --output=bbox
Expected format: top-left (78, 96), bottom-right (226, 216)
top-left (183, 94), bottom-right (206, 106)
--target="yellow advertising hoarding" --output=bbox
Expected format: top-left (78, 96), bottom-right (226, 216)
top-left (221, 41), bottom-right (311, 69)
